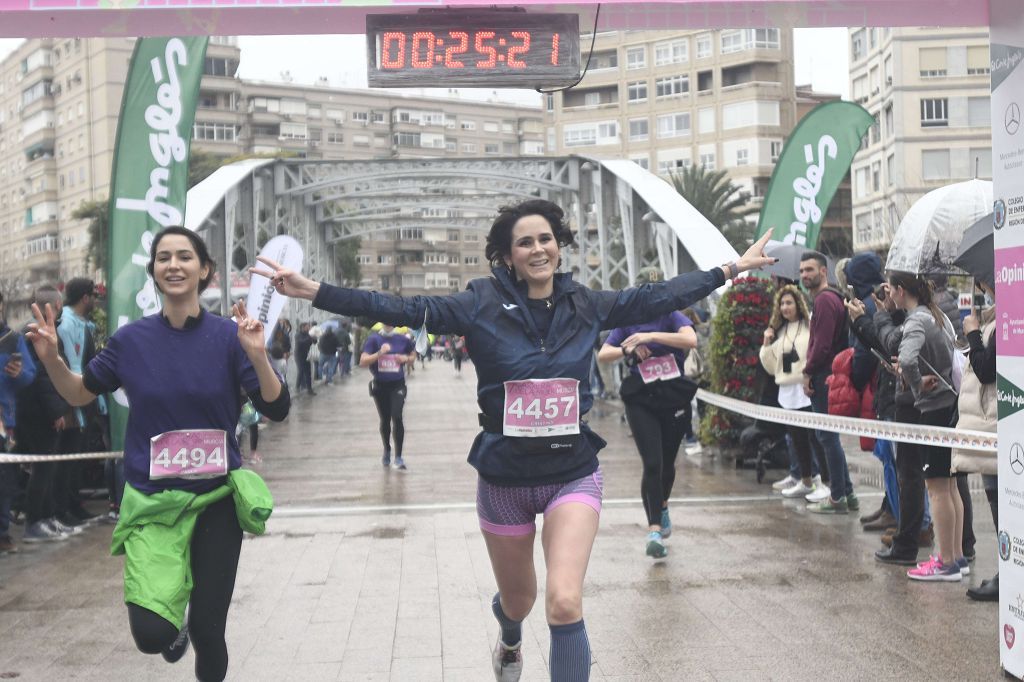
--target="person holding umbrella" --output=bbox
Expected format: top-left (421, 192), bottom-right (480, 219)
top-left (952, 214), bottom-right (999, 600)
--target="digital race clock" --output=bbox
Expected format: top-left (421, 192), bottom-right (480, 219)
top-left (366, 11), bottom-right (581, 89)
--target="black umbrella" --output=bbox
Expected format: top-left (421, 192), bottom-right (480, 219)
top-left (762, 242), bottom-right (839, 286)
top-left (954, 213), bottom-right (994, 289)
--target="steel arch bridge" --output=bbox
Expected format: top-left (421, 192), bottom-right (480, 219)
top-left (185, 155), bottom-right (739, 316)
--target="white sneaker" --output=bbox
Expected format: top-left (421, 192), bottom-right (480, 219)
top-left (772, 475), bottom-right (798, 491)
top-left (805, 485), bottom-right (831, 503)
top-left (781, 481), bottom-right (814, 498)
top-left (492, 638), bottom-right (523, 682)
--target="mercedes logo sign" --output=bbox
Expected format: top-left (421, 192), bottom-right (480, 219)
top-left (1012, 442), bottom-right (1024, 475)
top-left (1007, 102), bottom-right (1021, 135)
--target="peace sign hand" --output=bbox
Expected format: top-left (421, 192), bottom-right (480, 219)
top-left (232, 300), bottom-right (267, 360)
top-left (25, 303), bottom-right (60, 366)
top-left (249, 256), bottom-right (321, 301)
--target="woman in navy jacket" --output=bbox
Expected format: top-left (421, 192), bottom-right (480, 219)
top-left (254, 200), bottom-right (774, 681)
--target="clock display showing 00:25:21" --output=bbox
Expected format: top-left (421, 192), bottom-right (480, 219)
top-left (377, 30), bottom-right (562, 70)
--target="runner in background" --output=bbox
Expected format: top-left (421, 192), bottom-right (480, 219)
top-left (361, 324), bottom-right (416, 470)
top-left (597, 267), bottom-right (698, 559)
top-left (253, 199), bottom-right (775, 681)
top-left (26, 226), bottom-right (289, 682)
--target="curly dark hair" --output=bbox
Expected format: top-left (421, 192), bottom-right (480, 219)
top-left (146, 226), bottom-right (217, 294)
top-left (484, 199), bottom-right (575, 268)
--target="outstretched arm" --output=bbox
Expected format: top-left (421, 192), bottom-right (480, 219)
top-left (24, 303), bottom-right (96, 407)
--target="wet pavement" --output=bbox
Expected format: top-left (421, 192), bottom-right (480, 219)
top-left (0, 357), bottom-right (1003, 680)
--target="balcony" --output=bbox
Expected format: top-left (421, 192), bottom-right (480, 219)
top-left (24, 186), bottom-right (58, 207)
top-left (20, 95), bottom-right (54, 119)
top-left (24, 248), bottom-right (60, 275)
top-left (22, 126), bottom-right (55, 154)
top-left (24, 153), bottom-right (56, 177)
top-left (248, 109), bottom-right (282, 125)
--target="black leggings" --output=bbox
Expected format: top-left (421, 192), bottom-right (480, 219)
top-left (127, 495), bottom-right (243, 682)
top-left (372, 380), bottom-right (407, 457)
top-left (623, 400), bottom-right (687, 526)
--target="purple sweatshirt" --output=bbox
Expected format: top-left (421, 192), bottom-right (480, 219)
top-left (84, 312), bottom-right (285, 494)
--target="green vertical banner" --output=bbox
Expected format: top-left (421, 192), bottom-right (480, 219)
top-left (106, 37), bottom-right (209, 450)
top-left (755, 101), bottom-right (874, 248)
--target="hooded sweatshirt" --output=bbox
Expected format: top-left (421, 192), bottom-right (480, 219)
top-left (844, 253), bottom-right (885, 391)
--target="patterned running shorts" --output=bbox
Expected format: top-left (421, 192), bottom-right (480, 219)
top-left (476, 468), bottom-right (604, 536)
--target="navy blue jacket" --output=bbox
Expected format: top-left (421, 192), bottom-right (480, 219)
top-left (314, 265), bottom-right (726, 486)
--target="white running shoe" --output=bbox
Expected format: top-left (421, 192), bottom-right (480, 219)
top-left (492, 638), bottom-right (523, 682)
top-left (805, 485), bottom-right (831, 503)
top-left (772, 475), bottom-right (798, 491)
top-left (781, 481), bottom-right (814, 498)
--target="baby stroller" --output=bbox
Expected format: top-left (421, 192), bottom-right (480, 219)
top-left (735, 377), bottom-right (790, 483)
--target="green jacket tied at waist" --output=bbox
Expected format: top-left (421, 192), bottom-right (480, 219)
top-left (111, 469), bottom-right (273, 629)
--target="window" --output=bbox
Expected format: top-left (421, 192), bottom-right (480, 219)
top-left (193, 122), bottom-right (237, 142)
top-left (770, 141), bottom-right (782, 162)
top-left (627, 81), bottom-right (647, 103)
top-left (920, 98), bottom-right (948, 127)
top-left (697, 34), bottom-right (712, 59)
top-left (394, 132), bottom-right (420, 147)
top-left (631, 155), bottom-right (650, 170)
top-left (521, 141), bottom-right (544, 155)
top-left (626, 46), bottom-right (646, 69)
top-left (970, 147), bottom-right (993, 177)
top-left (460, 120), bottom-right (476, 130)
top-left (736, 148), bottom-right (749, 166)
top-left (872, 161), bottom-right (881, 192)
top-left (308, 128), bottom-right (322, 142)
top-left (655, 75), bottom-right (689, 98)
top-left (698, 107), bottom-right (715, 133)
top-left (279, 122), bottom-right (307, 139)
top-left (884, 55), bottom-right (893, 86)
top-left (462, 143), bottom-right (476, 153)
top-left (464, 255), bottom-right (480, 265)
top-left (968, 97), bottom-right (990, 127)
top-left (281, 99), bottom-right (306, 116)
top-left (885, 104), bottom-right (894, 137)
top-left (887, 154), bottom-right (895, 186)
top-left (699, 151), bottom-right (716, 171)
top-left (307, 106), bottom-right (321, 119)
top-left (851, 29), bottom-right (865, 61)
top-left (484, 121), bottom-right (499, 133)
top-left (869, 113), bottom-right (880, 145)
top-left (722, 100), bottom-right (780, 129)
top-left (400, 228), bottom-right (423, 240)
top-left (372, 112), bottom-right (386, 124)
top-left (655, 39), bottom-right (687, 66)
top-left (327, 109), bottom-right (346, 123)
top-left (356, 254), bottom-right (372, 265)
top-left (854, 167), bottom-right (869, 198)
top-left (545, 94), bottom-right (554, 112)
top-left (203, 57), bottom-right (236, 77)
top-left (327, 132), bottom-right (344, 144)
top-left (584, 92), bottom-right (601, 107)
top-left (869, 28), bottom-right (877, 49)
top-left (485, 143), bottom-right (499, 154)
top-left (656, 113), bottom-right (690, 138)
top-left (968, 46), bottom-right (990, 75)
top-left (718, 29), bottom-right (779, 53)
top-left (377, 254), bottom-right (392, 264)
top-left (657, 157), bottom-right (689, 175)
top-left (919, 47), bottom-right (947, 77)
top-left (628, 118), bottom-right (649, 141)
top-left (922, 149), bottom-right (951, 180)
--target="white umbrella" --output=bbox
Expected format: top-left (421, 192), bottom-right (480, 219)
top-left (886, 179), bottom-right (992, 275)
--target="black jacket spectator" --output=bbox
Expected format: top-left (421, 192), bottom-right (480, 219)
top-left (318, 329), bottom-right (340, 356)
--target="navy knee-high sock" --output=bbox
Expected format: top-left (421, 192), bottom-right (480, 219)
top-left (549, 619), bottom-right (590, 681)
top-left (492, 593), bottom-right (522, 646)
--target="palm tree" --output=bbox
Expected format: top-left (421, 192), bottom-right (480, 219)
top-left (668, 164), bottom-right (759, 253)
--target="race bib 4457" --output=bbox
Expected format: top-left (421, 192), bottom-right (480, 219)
top-left (502, 378), bottom-right (580, 438)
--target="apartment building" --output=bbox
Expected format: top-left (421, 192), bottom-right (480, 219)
top-left (0, 37), bottom-right (544, 305)
top-left (545, 29), bottom-right (798, 211)
top-left (848, 27), bottom-right (991, 252)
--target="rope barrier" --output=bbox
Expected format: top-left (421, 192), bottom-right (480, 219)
top-left (0, 450), bottom-right (123, 464)
top-left (0, 390), bottom-right (996, 462)
top-left (696, 389), bottom-right (997, 452)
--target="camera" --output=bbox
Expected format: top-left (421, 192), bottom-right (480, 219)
top-left (782, 348), bottom-right (799, 373)
top-left (973, 292), bottom-right (987, 310)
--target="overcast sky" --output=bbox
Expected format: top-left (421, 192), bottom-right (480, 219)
top-left (0, 28), bottom-right (849, 103)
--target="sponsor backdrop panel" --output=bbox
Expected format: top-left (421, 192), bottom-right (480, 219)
top-left (992, 0), bottom-right (1024, 675)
